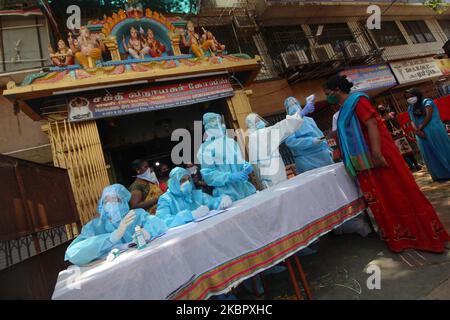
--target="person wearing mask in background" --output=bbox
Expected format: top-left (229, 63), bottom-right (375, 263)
top-left (405, 87), bottom-right (450, 181)
top-left (186, 162), bottom-right (213, 195)
top-left (129, 159), bottom-right (164, 214)
top-left (325, 74), bottom-right (449, 253)
top-left (158, 163), bottom-right (170, 193)
top-left (197, 112), bottom-right (256, 201)
top-left (65, 184), bottom-right (168, 266)
top-left (245, 110), bottom-right (304, 188)
top-left (156, 167), bottom-right (233, 228)
top-left (284, 96), bottom-right (334, 174)
top-left (377, 105), bottom-right (422, 172)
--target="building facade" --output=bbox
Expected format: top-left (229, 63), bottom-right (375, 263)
top-left (1, 1), bottom-right (449, 165)
top-left (0, 1), bottom-right (52, 163)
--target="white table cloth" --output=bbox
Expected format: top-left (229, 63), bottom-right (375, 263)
top-left (52, 163), bottom-right (365, 300)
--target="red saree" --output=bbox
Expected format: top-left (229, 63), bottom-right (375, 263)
top-left (354, 97), bottom-right (449, 253)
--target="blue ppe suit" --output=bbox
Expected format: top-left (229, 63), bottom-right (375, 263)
top-left (284, 97), bottom-right (334, 174)
top-left (65, 184), bottom-right (168, 266)
top-left (156, 167), bottom-right (224, 228)
top-left (197, 112), bottom-right (256, 201)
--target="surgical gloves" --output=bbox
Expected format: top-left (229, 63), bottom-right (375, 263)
top-left (110, 210), bottom-right (136, 243)
top-left (219, 195), bottom-right (233, 209)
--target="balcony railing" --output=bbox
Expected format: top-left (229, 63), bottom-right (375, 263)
top-left (262, 22), bottom-right (384, 83)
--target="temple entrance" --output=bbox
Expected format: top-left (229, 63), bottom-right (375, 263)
top-left (97, 99), bottom-right (231, 187)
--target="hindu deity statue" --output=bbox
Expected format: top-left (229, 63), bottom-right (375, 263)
top-left (201, 28), bottom-right (225, 55)
top-left (69, 26), bottom-right (103, 68)
top-left (48, 39), bottom-right (74, 67)
top-left (122, 26), bottom-right (146, 59)
top-left (181, 20), bottom-right (203, 57)
top-left (142, 29), bottom-right (166, 57)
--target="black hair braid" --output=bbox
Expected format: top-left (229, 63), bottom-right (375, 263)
top-left (325, 74), bottom-right (354, 94)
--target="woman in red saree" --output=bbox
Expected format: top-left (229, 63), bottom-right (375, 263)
top-left (324, 74), bottom-right (449, 253)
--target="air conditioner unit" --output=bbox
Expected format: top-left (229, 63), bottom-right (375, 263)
top-left (281, 50), bottom-right (302, 69)
top-left (345, 42), bottom-right (364, 58)
top-left (312, 44), bottom-right (335, 62)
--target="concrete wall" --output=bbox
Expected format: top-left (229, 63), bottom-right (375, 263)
top-left (376, 19), bottom-right (448, 61)
top-left (0, 95), bottom-right (51, 163)
top-left (249, 79), bottom-right (293, 116)
top-left (249, 78), bottom-right (329, 117)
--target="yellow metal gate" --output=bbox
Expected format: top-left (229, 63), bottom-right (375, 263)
top-left (46, 119), bottom-right (110, 225)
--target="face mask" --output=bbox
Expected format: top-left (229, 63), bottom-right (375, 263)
top-left (407, 97), bottom-right (418, 105)
top-left (137, 168), bottom-right (158, 184)
top-left (180, 181), bottom-right (193, 195)
top-left (188, 166), bottom-right (198, 175)
top-left (286, 100), bottom-right (300, 116)
top-left (327, 94), bottom-right (340, 105)
top-left (104, 203), bottom-right (123, 224)
top-left (206, 127), bottom-right (225, 138)
top-left (256, 121), bottom-right (266, 129)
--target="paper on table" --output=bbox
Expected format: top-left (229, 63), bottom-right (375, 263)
top-left (194, 209), bottom-right (227, 222)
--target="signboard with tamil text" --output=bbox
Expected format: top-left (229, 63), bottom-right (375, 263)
top-left (389, 57), bottom-right (443, 84)
top-left (68, 76), bottom-right (234, 122)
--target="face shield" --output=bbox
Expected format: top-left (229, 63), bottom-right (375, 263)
top-left (284, 97), bottom-right (302, 116)
top-left (98, 184), bottom-right (131, 224)
top-left (168, 167), bottom-right (195, 197)
top-left (245, 113), bottom-right (269, 131)
top-left (203, 112), bottom-right (226, 138)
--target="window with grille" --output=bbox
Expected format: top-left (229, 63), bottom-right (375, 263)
top-left (0, 15), bottom-right (50, 73)
top-left (438, 20), bottom-right (450, 40)
top-left (202, 24), bottom-right (258, 56)
top-left (402, 20), bottom-right (436, 44)
top-left (370, 21), bottom-right (407, 47)
top-left (262, 25), bottom-right (309, 60)
top-left (310, 23), bottom-right (356, 55)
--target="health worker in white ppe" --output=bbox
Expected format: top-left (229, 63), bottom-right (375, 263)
top-left (246, 111), bottom-right (305, 189)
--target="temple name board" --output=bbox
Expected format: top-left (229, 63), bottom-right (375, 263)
top-left (68, 76), bottom-right (234, 122)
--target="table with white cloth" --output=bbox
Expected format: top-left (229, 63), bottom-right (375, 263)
top-left (52, 163), bottom-right (366, 300)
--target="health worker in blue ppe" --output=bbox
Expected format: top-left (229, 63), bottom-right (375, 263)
top-left (246, 112), bottom-right (304, 188)
top-left (284, 96), bottom-right (334, 174)
top-left (65, 184), bottom-right (168, 266)
top-left (156, 167), bottom-right (233, 228)
top-left (197, 112), bottom-right (256, 201)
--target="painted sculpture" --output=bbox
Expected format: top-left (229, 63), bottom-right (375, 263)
top-left (46, 7), bottom-right (228, 69)
top-left (201, 28), bottom-right (226, 55)
top-left (48, 39), bottom-right (74, 67)
top-left (181, 21), bottom-right (224, 57)
top-left (122, 26), bottom-right (146, 59)
top-left (142, 29), bottom-right (166, 57)
top-left (69, 26), bottom-right (104, 68)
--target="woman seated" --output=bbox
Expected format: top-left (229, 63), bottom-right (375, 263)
top-left (65, 184), bottom-right (168, 266)
top-left (129, 159), bottom-right (164, 215)
top-left (142, 29), bottom-right (166, 57)
top-left (156, 167), bottom-right (233, 228)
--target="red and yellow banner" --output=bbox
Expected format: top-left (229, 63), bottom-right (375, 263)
top-left (68, 76), bottom-right (234, 122)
